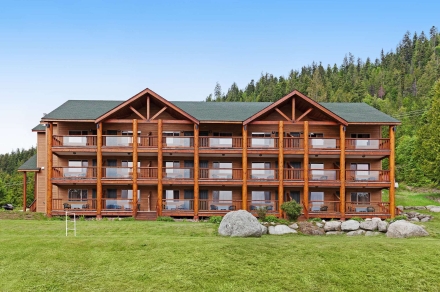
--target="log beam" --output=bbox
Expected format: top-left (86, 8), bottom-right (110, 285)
top-left (296, 108), bottom-right (313, 122)
top-left (157, 119), bottom-right (163, 216)
top-left (97, 122), bottom-right (103, 218)
top-left (193, 124), bottom-right (199, 220)
top-left (292, 98), bottom-right (295, 121)
top-left (46, 122), bottom-right (53, 217)
top-left (278, 121), bottom-right (284, 218)
top-left (275, 108), bottom-right (291, 122)
top-left (150, 107), bottom-right (167, 121)
top-left (389, 126), bottom-right (396, 218)
top-left (130, 106), bottom-right (147, 121)
top-left (23, 172), bottom-right (27, 212)
top-left (132, 119), bottom-right (138, 218)
top-left (340, 125), bottom-right (346, 219)
top-left (146, 95), bottom-right (150, 120)
top-left (303, 121), bottom-right (309, 217)
top-left (242, 125), bottom-right (248, 211)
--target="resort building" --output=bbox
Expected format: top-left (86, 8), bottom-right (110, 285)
top-left (19, 88), bottom-right (400, 220)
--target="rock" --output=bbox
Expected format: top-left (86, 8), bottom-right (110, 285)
top-left (365, 231), bottom-right (381, 236)
top-left (404, 206), bottom-right (414, 210)
top-left (316, 222), bottom-right (324, 228)
top-left (377, 221), bottom-right (388, 232)
top-left (268, 225), bottom-right (297, 235)
top-left (341, 220), bottom-right (360, 231)
top-left (406, 211), bottom-right (418, 218)
top-left (386, 220), bottom-right (429, 238)
top-left (429, 207), bottom-right (440, 213)
top-left (421, 217), bottom-right (431, 222)
top-left (410, 217), bottom-right (420, 222)
top-left (426, 205), bottom-right (437, 210)
top-left (324, 221), bottom-right (341, 231)
top-left (326, 231), bottom-right (344, 235)
top-left (397, 205), bottom-right (404, 212)
top-left (298, 222), bottom-right (325, 235)
top-left (260, 224), bottom-right (268, 235)
top-left (415, 206), bottom-right (426, 210)
top-left (372, 217), bottom-right (382, 224)
top-left (360, 220), bottom-right (378, 231)
top-left (289, 223), bottom-right (298, 230)
top-left (218, 210), bottom-right (263, 237)
top-left (346, 230), bottom-right (366, 236)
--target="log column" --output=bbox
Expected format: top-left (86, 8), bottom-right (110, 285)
top-left (242, 125), bottom-right (248, 211)
top-left (278, 121), bottom-right (284, 217)
top-left (389, 126), bottom-right (396, 218)
top-left (22, 172), bottom-right (27, 212)
top-left (97, 122), bottom-right (103, 218)
top-left (339, 125), bottom-right (346, 219)
top-left (157, 119), bottom-right (163, 216)
top-left (46, 122), bottom-right (53, 217)
top-left (132, 119), bottom-right (138, 218)
top-left (303, 121), bottom-right (309, 217)
top-left (193, 124), bottom-right (199, 220)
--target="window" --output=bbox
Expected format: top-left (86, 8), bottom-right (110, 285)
top-left (351, 192), bottom-right (370, 204)
top-left (165, 161), bottom-right (181, 178)
top-left (65, 131), bottom-right (88, 146)
top-left (121, 190), bottom-right (140, 200)
top-left (163, 131), bottom-right (180, 136)
top-left (69, 130), bottom-right (88, 135)
top-left (309, 133), bottom-right (324, 138)
top-left (251, 191), bottom-right (271, 203)
top-left (310, 163), bottom-right (324, 179)
top-left (68, 189), bottom-right (88, 201)
top-left (212, 190), bottom-right (232, 203)
top-left (351, 163), bottom-right (370, 180)
top-left (350, 133), bottom-right (370, 138)
top-left (106, 189), bottom-right (117, 199)
top-left (211, 132), bottom-right (233, 147)
top-left (289, 191), bottom-right (300, 203)
top-left (309, 191), bottom-right (324, 211)
top-left (67, 160), bottom-right (88, 177)
top-left (251, 162), bottom-right (273, 179)
top-left (164, 190), bottom-right (179, 201)
top-left (251, 132), bottom-right (274, 147)
top-left (212, 162), bottom-right (232, 178)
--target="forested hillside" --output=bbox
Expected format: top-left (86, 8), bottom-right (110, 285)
top-left (0, 148), bottom-right (36, 207)
top-left (206, 27), bottom-right (440, 187)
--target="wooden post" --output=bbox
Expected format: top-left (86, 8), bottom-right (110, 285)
top-left (132, 119), bottom-right (138, 218)
top-left (23, 171), bottom-right (27, 212)
top-left (147, 95), bottom-right (150, 120)
top-left (292, 98), bottom-right (295, 121)
top-left (46, 122), bottom-right (53, 217)
top-left (193, 124), bottom-right (199, 219)
top-left (97, 122), bottom-right (103, 218)
top-left (33, 172), bottom-right (37, 210)
top-left (157, 119), bottom-right (163, 216)
top-left (303, 121), bottom-right (309, 216)
top-left (389, 126), bottom-right (396, 218)
top-left (278, 121), bottom-right (284, 217)
top-left (242, 125), bottom-right (248, 211)
top-left (340, 125), bottom-right (346, 219)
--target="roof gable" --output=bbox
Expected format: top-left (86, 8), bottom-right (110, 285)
top-left (18, 154), bottom-right (40, 172)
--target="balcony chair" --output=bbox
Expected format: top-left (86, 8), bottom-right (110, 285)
top-left (367, 206), bottom-right (375, 212)
top-left (63, 203), bottom-right (71, 209)
top-left (320, 206), bottom-right (328, 211)
top-left (210, 205), bottom-right (218, 210)
top-left (228, 205), bottom-right (236, 211)
top-left (82, 204), bottom-right (89, 209)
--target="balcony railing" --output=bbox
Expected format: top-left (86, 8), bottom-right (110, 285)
top-left (163, 137), bottom-right (194, 148)
top-left (345, 138), bottom-right (390, 150)
top-left (102, 199), bottom-right (134, 210)
top-left (138, 167), bottom-right (158, 179)
top-left (309, 169), bottom-right (340, 181)
top-left (199, 168), bottom-right (242, 180)
top-left (138, 136), bottom-right (158, 147)
top-left (248, 168), bottom-right (278, 180)
top-left (53, 135), bottom-right (97, 147)
top-left (283, 137), bottom-right (304, 150)
top-left (283, 169), bottom-right (304, 181)
top-left (53, 198), bottom-right (97, 210)
top-left (162, 168), bottom-right (194, 179)
top-left (346, 202), bottom-right (390, 213)
top-left (309, 200), bottom-right (340, 212)
top-left (199, 137), bottom-right (242, 148)
top-left (248, 137), bottom-right (279, 149)
top-left (309, 138), bottom-right (340, 149)
top-left (102, 167), bottom-right (132, 179)
top-left (199, 200), bottom-right (242, 211)
top-left (162, 199), bottom-right (194, 211)
top-left (247, 200), bottom-right (279, 212)
top-left (346, 170), bottom-right (390, 182)
top-left (103, 135), bottom-right (136, 147)
top-left (53, 167), bottom-right (97, 179)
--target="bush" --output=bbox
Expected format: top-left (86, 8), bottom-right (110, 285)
top-left (307, 217), bottom-right (322, 223)
top-left (386, 215), bottom-right (407, 223)
top-left (156, 216), bottom-right (175, 222)
top-left (350, 217), bottom-right (364, 222)
top-left (208, 216), bottom-right (223, 224)
top-left (281, 201), bottom-right (302, 221)
top-left (264, 215), bottom-right (279, 223)
top-left (256, 206), bottom-right (268, 221)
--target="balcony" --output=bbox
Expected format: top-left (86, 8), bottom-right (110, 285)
top-left (103, 135), bottom-right (134, 147)
top-left (102, 167), bottom-right (132, 179)
top-left (52, 198), bottom-right (97, 211)
top-left (162, 168), bottom-right (194, 179)
top-left (248, 168), bottom-right (278, 180)
top-left (309, 138), bottom-right (340, 149)
top-left (346, 170), bottom-right (390, 182)
top-left (346, 202), bottom-right (390, 214)
top-left (53, 135), bottom-right (97, 147)
top-left (139, 136), bottom-right (158, 148)
top-left (163, 137), bottom-right (194, 148)
top-left (199, 200), bottom-right (242, 212)
top-left (309, 169), bottom-right (339, 181)
top-left (199, 136), bottom-right (242, 149)
top-left (138, 167), bottom-right (158, 179)
top-left (345, 138), bottom-right (390, 150)
top-left (199, 168), bottom-right (242, 180)
top-left (162, 199), bottom-right (194, 211)
top-left (247, 200), bottom-right (279, 213)
top-left (284, 169), bottom-right (304, 181)
top-left (53, 167), bottom-right (97, 180)
top-left (248, 137), bottom-right (279, 149)
top-left (102, 199), bottom-right (134, 211)
top-left (283, 137), bottom-right (304, 150)
top-left (308, 200), bottom-right (340, 212)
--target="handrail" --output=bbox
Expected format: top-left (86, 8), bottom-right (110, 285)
top-left (248, 168), bottom-right (278, 180)
top-left (346, 201), bottom-right (390, 213)
top-left (53, 198), bottom-right (97, 210)
top-left (162, 136), bottom-right (194, 147)
top-left (309, 200), bottom-right (340, 212)
top-left (199, 168), bottom-right (243, 180)
top-left (102, 198), bottom-right (134, 211)
top-left (52, 167), bottom-right (97, 179)
top-left (199, 136), bottom-right (243, 148)
top-left (345, 138), bottom-right (390, 150)
top-left (162, 167), bottom-right (194, 179)
top-left (283, 137), bottom-right (304, 149)
top-left (138, 167), bottom-right (158, 179)
top-left (28, 199), bottom-right (37, 212)
top-left (309, 169), bottom-right (340, 181)
top-left (283, 169), bottom-right (304, 180)
top-left (53, 135), bottom-right (97, 147)
top-left (198, 199), bottom-right (242, 211)
top-left (309, 137), bottom-right (340, 149)
top-left (247, 137), bottom-right (279, 148)
top-left (102, 166), bottom-right (133, 179)
top-left (138, 136), bottom-right (158, 147)
top-left (346, 170), bottom-right (390, 182)
top-left (247, 200), bottom-right (279, 212)
top-left (162, 199), bottom-right (194, 211)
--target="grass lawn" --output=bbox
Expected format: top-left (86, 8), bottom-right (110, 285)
top-left (1, 216), bottom-right (440, 292)
top-left (393, 189), bottom-right (440, 206)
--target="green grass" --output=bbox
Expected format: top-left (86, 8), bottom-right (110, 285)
top-left (394, 189), bottom-right (440, 206)
top-left (1, 218), bottom-right (440, 292)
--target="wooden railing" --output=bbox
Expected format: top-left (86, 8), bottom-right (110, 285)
top-left (102, 199), bottom-right (134, 211)
top-left (247, 137), bottom-right (279, 149)
top-left (138, 167), bottom-right (158, 179)
top-left (163, 136), bottom-right (194, 147)
top-left (199, 168), bottom-right (243, 180)
top-left (102, 135), bottom-right (135, 147)
top-left (102, 167), bottom-right (132, 179)
top-left (138, 136), bottom-right (158, 147)
top-left (248, 168), bottom-right (278, 180)
top-left (53, 135), bottom-right (97, 147)
top-left (309, 169), bottom-right (340, 181)
top-left (346, 202), bottom-right (390, 213)
top-left (162, 199), bottom-right (194, 211)
top-left (162, 168), bottom-right (194, 179)
top-left (346, 170), bottom-right (390, 182)
top-left (28, 199), bottom-right (37, 212)
top-left (283, 137), bottom-right (304, 149)
top-left (284, 169), bottom-right (304, 180)
top-left (53, 198), bottom-right (97, 210)
top-left (345, 138), bottom-right (390, 150)
top-left (199, 200), bottom-right (242, 211)
top-left (309, 200), bottom-right (340, 212)
top-left (247, 200), bottom-right (279, 212)
top-left (199, 137), bottom-right (242, 148)
top-left (309, 138), bottom-right (340, 149)
top-left (52, 167), bottom-right (97, 179)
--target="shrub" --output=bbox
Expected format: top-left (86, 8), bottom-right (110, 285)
top-left (264, 215), bottom-right (279, 223)
top-left (208, 216), bottom-right (223, 224)
top-left (256, 206), bottom-right (268, 221)
top-left (307, 217), bottom-right (321, 223)
top-left (79, 215), bottom-right (86, 221)
top-left (350, 217), bottom-right (364, 222)
top-left (156, 216), bottom-right (175, 222)
top-left (281, 201), bottom-right (302, 221)
top-left (387, 215), bottom-right (407, 223)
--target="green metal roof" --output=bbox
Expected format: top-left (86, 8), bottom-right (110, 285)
top-left (42, 100), bottom-right (124, 120)
top-left (18, 154), bottom-right (40, 171)
top-left (171, 101), bottom-right (273, 121)
top-left (319, 103), bottom-right (400, 123)
top-left (32, 124), bottom-right (46, 131)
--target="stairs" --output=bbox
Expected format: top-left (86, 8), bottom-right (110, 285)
top-left (136, 211), bottom-right (157, 221)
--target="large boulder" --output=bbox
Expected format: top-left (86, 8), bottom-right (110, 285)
top-left (341, 220), bottom-right (360, 231)
top-left (346, 230), bottom-right (366, 236)
top-left (324, 221), bottom-right (341, 231)
top-left (218, 210), bottom-right (263, 237)
top-left (298, 222), bottom-right (325, 235)
top-left (429, 207), bottom-right (440, 213)
top-left (360, 219), bottom-right (378, 231)
top-left (377, 221), bottom-right (388, 232)
top-left (268, 225), bottom-right (297, 235)
top-left (386, 220), bottom-right (429, 238)
top-left (260, 224), bottom-right (268, 235)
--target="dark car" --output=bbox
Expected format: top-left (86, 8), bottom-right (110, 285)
top-left (2, 204), bottom-right (13, 210)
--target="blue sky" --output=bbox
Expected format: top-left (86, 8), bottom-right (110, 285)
top-left (0, 0), bottom-right (439, 154)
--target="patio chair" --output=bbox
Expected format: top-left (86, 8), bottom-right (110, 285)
top-left (210, 205), bottom-right (218, 210)
top-left (63, 203), bottom-right (71, 209)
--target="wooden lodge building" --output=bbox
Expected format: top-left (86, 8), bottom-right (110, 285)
top-left (18, 88), bottom-right (401, 220)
